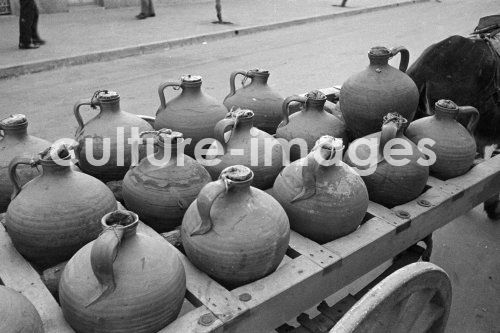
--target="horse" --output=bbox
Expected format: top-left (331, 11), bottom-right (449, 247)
top-left (406, 15), bottom-right (500, 220)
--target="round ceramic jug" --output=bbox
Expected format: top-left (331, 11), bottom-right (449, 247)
top-left (0, 114), bottom-right (50, 213)
top-left (205, 109), bottom-right (283, 190)
top-left (223, 69), bottom-right (284, 134)
top-left (344, 113), bottom-right (429, 206)
top-left (181, 165), bottom-right (290, 288)
top-left (272, 136), bottom-right (368, 243)
top-left (154, 75), bottom-right (227, 157)
top-left (340, 46), bottom-right (419, 139)
top-left (122, 129), bottom-right (212, 232)
top-left (0, 286), bottom-right (44, 333)
top-left (59, 210), bottom-right (186, 333)
top-left (406, 99), bottom-right (479, 179)
top-left (5, 145), bottom-right (117, 267)
top-left (74, 90), bottom-right (153, 182)
top-left (276, 90), bottom-right (347, 162)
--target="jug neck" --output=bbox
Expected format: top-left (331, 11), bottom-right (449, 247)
top-left (98, 99), bottom-right (121, 113)
top-left (2, 123), bottom-right (29, 140)
top-left (304, 98), bottom-right (326, 112)
top-left (40, 159), bottom-right (72, 175)
top-left (368, 47), bottom-right (391, 67)
top-left (222, 165), bottom-right (253, 193)
top-left (434, 104), bottom-right (458, 120)
top-left (101, 211), bottom-right (139, 239)
top-left (234, 115), bottom-right (254, 131)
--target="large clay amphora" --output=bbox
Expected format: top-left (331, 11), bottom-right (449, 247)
top-left (406, 99), bottom-right (479, 179)
top-left (205, 109), bottom-right (283, 190)
top-left (154, 75), bottom-right (227, 157)
top-left (181, 165), bottom-right (290, 288)
top-left (273, 136), bottom-right (368, 243)
top-left (276, 90), bottom-right (347, 162)
top-left (59, 210), bottom-right (186, 333)
top-left (122, 129), bottom-right (212, 232)
top-left (340, 46), bottom-right (419, 139)
top-left (345, 113), bottom-right (429, 206)
top-left (0, 114), bottom-right (50, 212)
top-left (0, 286), bottom-right (44, 333)
top-left (5, 145), bottom-right (117, 267)
top-left (74, 90), bottom-right (153, 182)
top-left (223, 69), bottom-right (284, 134)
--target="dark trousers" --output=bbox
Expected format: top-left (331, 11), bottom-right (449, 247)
top-left (19, 0), bottom-right (40, 45)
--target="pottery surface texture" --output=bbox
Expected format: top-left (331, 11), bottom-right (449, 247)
top-left (273, 136), bottom-right (368, 244)
top-left (154, 75), bottom-right (227, 157)
top-left (276, 90), bottom-right (347, 162)
top-left (0, 286), bottom-right (44, 333)
top-left (59, 210), bottom-right (186, 333)
top-left (223, 69), bottom-right (284, 134)
top-left (122, 130), bottom-right (211, 232)
top-left (340, 46), bottom-right (419, 139)
top-left (0, 114), bottom-right (50, 212)
top-left (345, 113), bottom-right (429, 206)
top-left (74, 90), bottom-right (153, 182)
top-left (406, 99), bottom-right (479, 179)
top-left (205, 109), bottom-right (283, 190)
top-left (181, 165), bottom-right (290, 288)
top-left (5, 146), bottom-right (117, 267)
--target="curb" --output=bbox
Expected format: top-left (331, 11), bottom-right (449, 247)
top-left (0, 0), bottom-right (430, 80)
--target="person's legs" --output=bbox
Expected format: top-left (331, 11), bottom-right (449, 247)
top-left (31, 2), bottom-right (45, 44)
top-left (147, 0), bottom-right (155, 16)
top-left (137, 0), bottom-right (154, 19)
top-left (19, 0), bottom-right (38, 48)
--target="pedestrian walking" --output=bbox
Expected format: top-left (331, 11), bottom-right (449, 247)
top-left (19, 0), bottom-right (45, 49)
top-left (136, 0), bottom-right (155, 20)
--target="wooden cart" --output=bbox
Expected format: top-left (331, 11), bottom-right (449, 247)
top-left (1, 89), bottom-right (499, 333)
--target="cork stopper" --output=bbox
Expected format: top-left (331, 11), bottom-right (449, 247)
top-left (39, 144), bottom-right (71, 161)
top-left (369, 46), bottom-right (391, 57)
top-left (247, 68), bottom-right (270, 76)
top-left (96, 90), bottom-right (119, 102)
top-left (0, 114), bottom-right (27, 128)
top-left (383, 112), bottom-right (407, 127)
top-left (313, 135), bottom-right (344, 154)
top-left (306, 90), bottom-right (327, 101)
top-left (181, 75), bottom-right (202, 83)
top-left (101, 210), bottom-right (139, 236)
top-left (157, 129), bottom-right (184, 144)
top-left (227, 108), bottom-right (254, 119)
top-left (436, 99), bottom-right (458, 110)
top-left (220, 165), bottom-right (253, 182)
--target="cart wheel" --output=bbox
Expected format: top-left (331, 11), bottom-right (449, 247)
top-left (330, 262), bottom-right (451, 333)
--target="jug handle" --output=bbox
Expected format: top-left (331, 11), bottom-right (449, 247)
top-left (458, 106), bottom-right (480, 134)
top-left (191, 178), bottom-right (228, 236)
top-left (228, 70), bottom-right (248, 97)
top-left (214, 118), bottom-right (236, 149)
top-left (74, 99), bottom-right (94, 135)
top-left (158, 81), bottom-right (181, 109)
top-left (390, 46), bottom-right (410, 72)
top-left (8, 156), bottom-right (40, 200)
top-left (379, 120), bottom-right (399, 163)
top-left (281, 95), bottom-right (307, 126)
top-left (0, 122), bottom-right (4, 139)
top-left (87, 226), bottom-right (125, 307)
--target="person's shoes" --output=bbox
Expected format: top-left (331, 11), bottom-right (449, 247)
top-left (149, 13), bottom-right (155, 17)
top-left (19, 42), bottom-right (39, 49)
top-left (136, 13), bottom-right (147, 19)
top-left (32, 38), bottom-right (46, 45)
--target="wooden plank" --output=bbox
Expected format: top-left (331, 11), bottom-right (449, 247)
top-left (158, 306), bottom-right (224, 333)
top-left (137, 223), bottom-right (249, 324)
top-left (297, 312), bottom-right (335, 333)
top-left (426, 175), bottom-right (462, 195)
top-left (367, 201), bottom-right (411, 232)
top-left (288, 231), bottom-right (342, 270)
top-left (0, 222), bottom-right (74, 333)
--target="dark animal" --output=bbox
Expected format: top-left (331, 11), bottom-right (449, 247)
top-left (406, 15), bottom-right (500, 220)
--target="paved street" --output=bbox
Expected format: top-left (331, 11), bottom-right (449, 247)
top-left (0, 0), bottom-right (499, 331)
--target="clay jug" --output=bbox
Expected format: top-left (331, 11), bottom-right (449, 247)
top-left (181, 165), bottom-right (290, 288)
top-left (59, 210), bottom-right (186, 333)
top-left (0, 114), bottom-right (50, 213)
top-left (74, 90), bottom-right (153, 182)
top-left (154, 75), bottom-right (227, 157)
top-left (0, 286), bottom-right (44, 333)
top-left (223, 69), bottom-right (284, 134)
top-left (205, 109), bottom-right (283, 190)
top-left (406, 99), bottom-right (479, 179)
top-left (122, 129), bottom-right (212, 232)
top-left (272, 136), bottom-right (368, 243)
top-left (5, 145), bottom-right (117, 267)
top-left (340, 46), bottom-right (419, 139)
top-left (344, 113), bottom-right (429, 206)
top-left (276, 90), bottom-right (347, 162)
